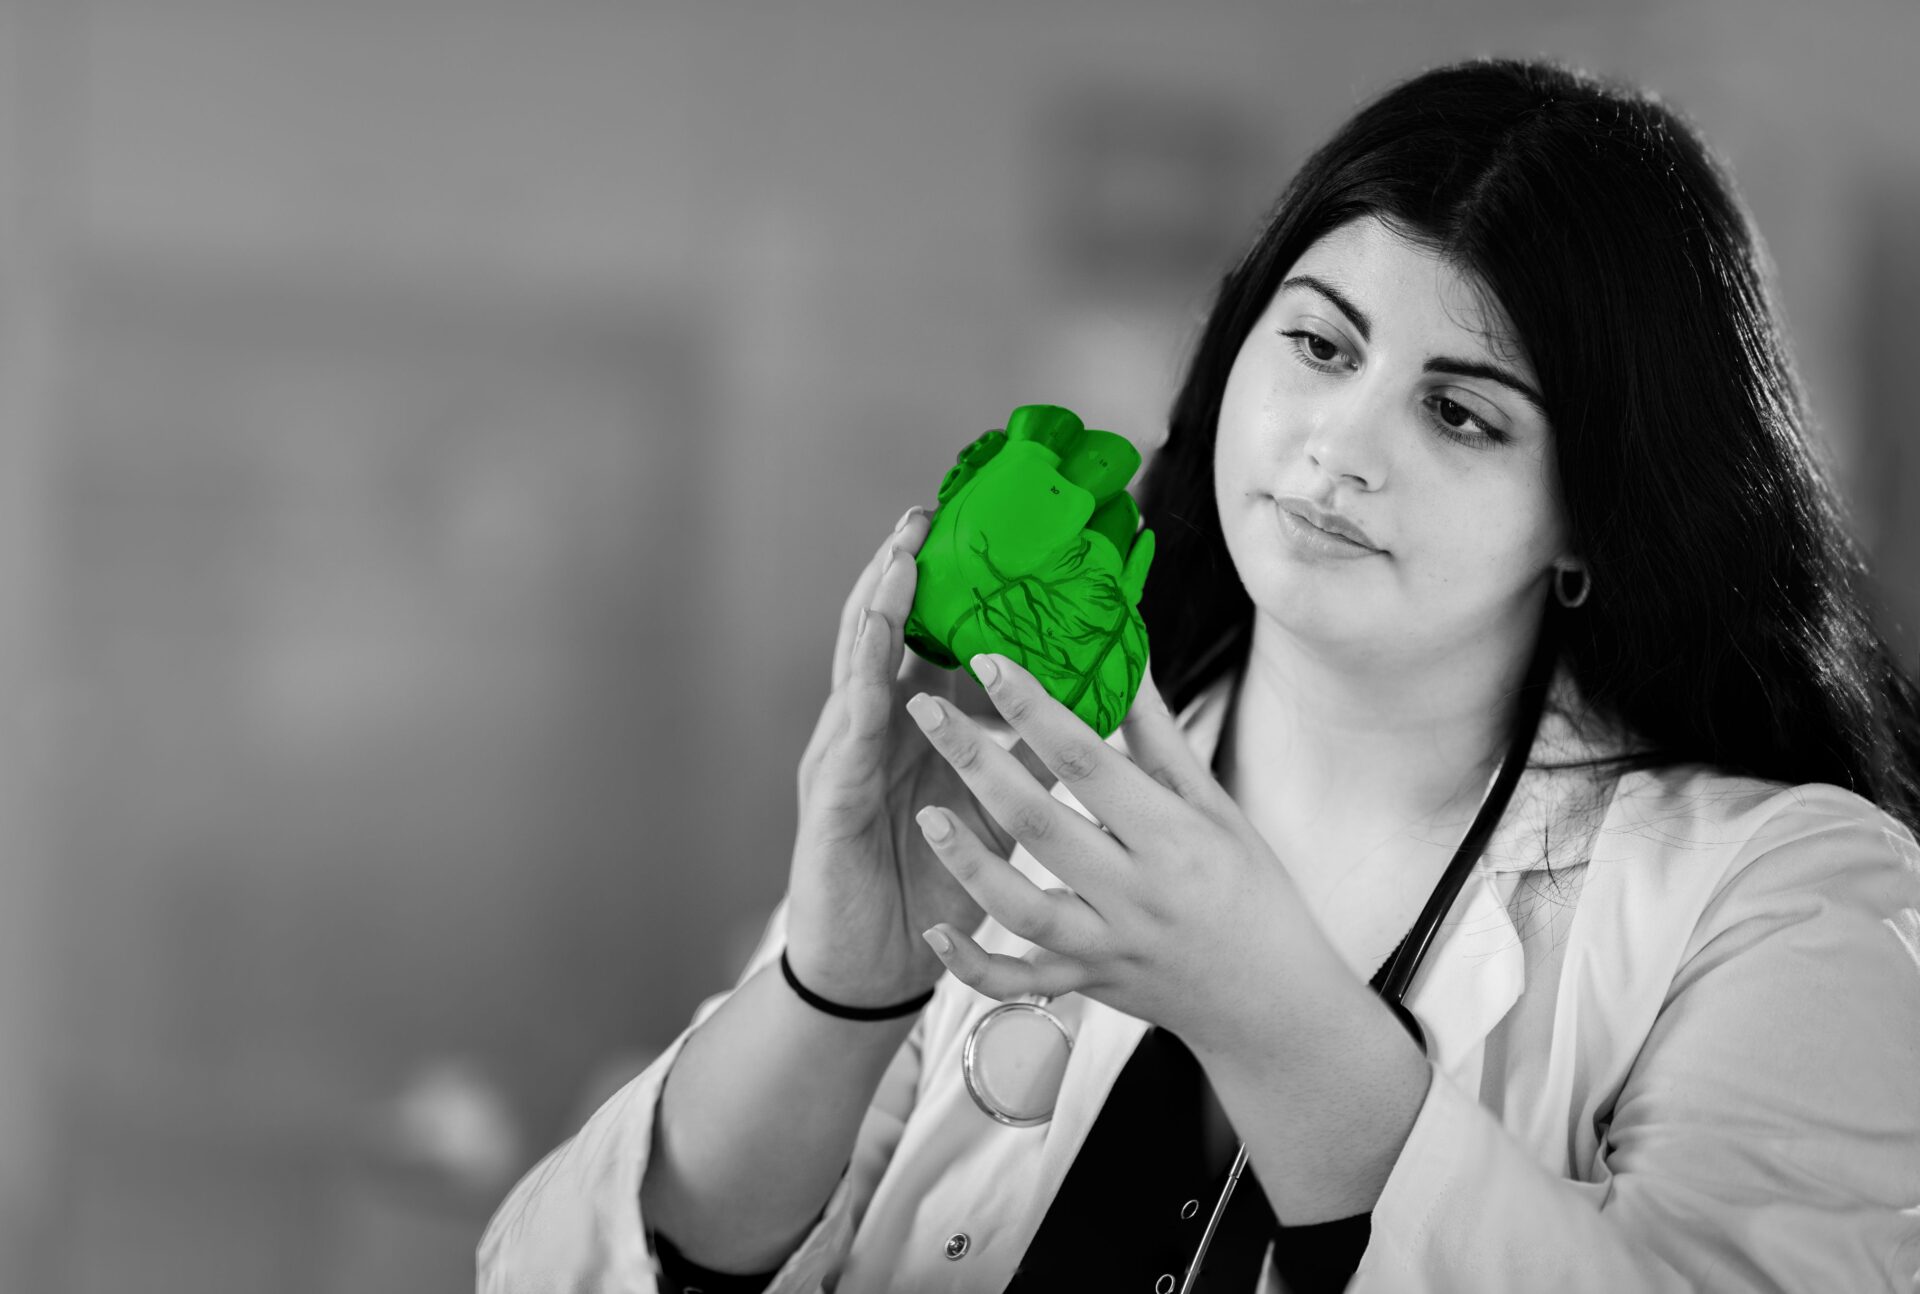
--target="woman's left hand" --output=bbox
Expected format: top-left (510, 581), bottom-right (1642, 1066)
top-left (904, 651), bottom-right (1340, 1057)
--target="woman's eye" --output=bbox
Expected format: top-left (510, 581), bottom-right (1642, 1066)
top-left (1427, 396), bottom-right (1509, 447)
top-left (1278, 329), bottom-right (1352, 372)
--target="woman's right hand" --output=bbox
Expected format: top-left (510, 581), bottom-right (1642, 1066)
top-left (784, 505), bottom-right (1060, 1007)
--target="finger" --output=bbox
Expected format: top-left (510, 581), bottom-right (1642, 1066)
top-left (839, 539), bottom-right (941, 787)
top-left (966, 651), bottom-right (1197, 848)
top-left (872, 514), bottom-right (929, 689)
top-left (905, 688), bottom-right (1121, 893)
top-left (830, 506), bottom-right (925, 693)
top-left (834, 606), bottom-right (895, 789)
top-left (1007, 735), bottom-right (1060, 794)
top-left (953, 732), bottom-right (1062, 860)
top-left (923, 922), bottom-right (1089, 1002)
top-left (1117, 658), bottom-right (1234, 818)
top-left (964, 719), bottom-right (1059, 789)
top-left (914, 805), bottom-right (1102, 956)
top-left (831, 506), bottom-right (928, 693)
top-left (829, 534), bottom-right (896, 697)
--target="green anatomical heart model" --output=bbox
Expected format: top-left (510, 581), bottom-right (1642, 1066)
top-left (903, 404), bottom-right (1156, 740)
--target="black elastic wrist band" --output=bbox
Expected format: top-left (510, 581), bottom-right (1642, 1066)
top-left (780, 948), bottom-right (934, 1020)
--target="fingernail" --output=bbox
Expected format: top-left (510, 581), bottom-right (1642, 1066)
top-left (893, 505), bottom-right (922, 534)
top-left (970, 653), bottom-right (999, 687)
top-left (856, 608), bottom-right (873, 648)
top-left (906, 693), bottom-right (943, 729)
top-left (916, 805), bottom-right (951, 841)
top-left (922, 927), bottom-right (952, 956)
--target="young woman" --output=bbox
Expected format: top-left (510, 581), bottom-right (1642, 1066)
top-left (479, 56), bottom-right (1920, 1292)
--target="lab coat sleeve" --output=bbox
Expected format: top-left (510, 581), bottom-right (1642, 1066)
top-left (1362, 793), bottom-right (1920, 1293)
top-left (476, 893), bottom-right (927, 1293)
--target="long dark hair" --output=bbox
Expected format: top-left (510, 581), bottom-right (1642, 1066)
top-left (1138, 55), bottom-right (1920, 832)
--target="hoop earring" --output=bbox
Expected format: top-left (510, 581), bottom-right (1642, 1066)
top-left (1554, 565), bottom-right (1591, 609)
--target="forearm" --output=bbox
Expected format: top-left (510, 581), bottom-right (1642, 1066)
top-left (639, 955), bottom-right (922, 1273)
top-left (1195, 968), bottom-right (1431, 1226)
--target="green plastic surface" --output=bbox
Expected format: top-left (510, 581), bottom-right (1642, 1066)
top-left (903, 404), bottom-right (1156, 740)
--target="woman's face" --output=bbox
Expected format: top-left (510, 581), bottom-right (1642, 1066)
top-left (1214, 213), bottom-right (1568, 666)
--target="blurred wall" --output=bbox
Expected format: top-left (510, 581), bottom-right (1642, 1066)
top-left (0, 1), bottom-right (1913, 1290)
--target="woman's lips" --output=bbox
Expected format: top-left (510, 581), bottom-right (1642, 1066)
top-left (1272, 499), bottom-right (1385, 559)
top-left (1273, 494), bottom-right (1381, 550)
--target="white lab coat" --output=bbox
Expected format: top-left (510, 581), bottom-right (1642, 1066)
top-left (478, 663), bottom-right (1920, 1292)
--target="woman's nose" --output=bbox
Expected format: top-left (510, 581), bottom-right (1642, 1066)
top-left (1302, 388), bottom-right (1390, 491)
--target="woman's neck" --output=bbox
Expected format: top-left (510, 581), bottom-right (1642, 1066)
top-left (1215, 613), bottom-right (1539, 861)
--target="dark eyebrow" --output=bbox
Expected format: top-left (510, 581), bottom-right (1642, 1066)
top-left (1421, 357), bottom-right (1547, 417)
top-left (1278, 273), bottom-right (1548, 418)
top-left (1281, 274), bottom-right (1372, 340)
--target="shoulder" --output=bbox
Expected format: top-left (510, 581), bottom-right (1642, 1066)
top-left (1601, 763), bottom-right (1920, 945)
top-left (1613, 762), bottom-right (1917, 863)
top-left (1534, 660), bottom-right (1919, 895)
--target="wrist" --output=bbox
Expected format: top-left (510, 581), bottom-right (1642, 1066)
top-left (780, 948), bottom-right (934, 1020)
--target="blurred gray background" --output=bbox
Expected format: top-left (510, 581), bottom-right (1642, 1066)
top-left (0, 1), bottom-right (1913, 1290)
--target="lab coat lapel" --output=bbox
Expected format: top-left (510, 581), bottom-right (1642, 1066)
top-left (1392, 662), bottom-right (1631, 1089)
top-left (1397, 867), bottom-right (1524, 1089)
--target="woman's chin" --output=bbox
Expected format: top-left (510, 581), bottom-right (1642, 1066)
top-left (1251, 592), bottom-right (1383, 652)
